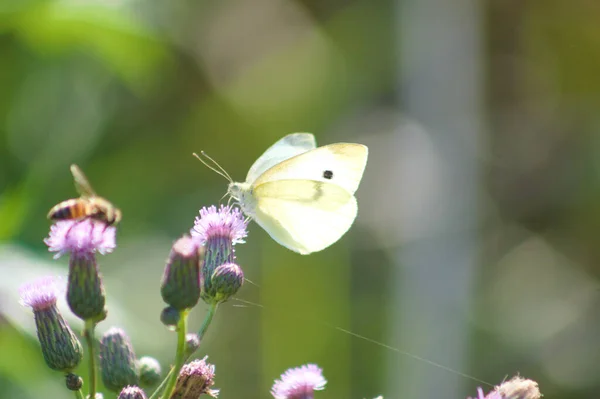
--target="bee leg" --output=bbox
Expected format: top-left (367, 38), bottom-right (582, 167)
top-left (63, 218), bottom-right (88, 238)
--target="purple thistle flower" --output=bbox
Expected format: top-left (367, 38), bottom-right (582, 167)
top-left (45, 219), bottom-right (116, 258)
top-left (191, 205), bottom-right (247, 245)
top-left (469, 377), bottom-right (541, 399)
top-left (271, 364), bottom-right (327, 399)
top-left (19, 276), bottom-right (64, 310)
top-left (45, 219), bottom-right (113, 320)
top-left (118, 385), bottom-right (147, 399)
top-left (173, 356), bottom-right (219, 398)
top-left (19, 276), bottom-right (83, 372)
top-left (468, 388), bottom-right (490, 399)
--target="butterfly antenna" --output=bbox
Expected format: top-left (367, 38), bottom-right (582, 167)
top-left (192, 152), bottom-right (232, 183)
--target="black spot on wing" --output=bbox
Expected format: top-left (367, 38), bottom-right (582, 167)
top-left (323, 170), bottom-right (333, 179)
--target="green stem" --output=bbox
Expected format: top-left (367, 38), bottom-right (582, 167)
top-left (150, 304), bottom-right (218, 399)
top-left (83, 320), bottom-right (97, 399)
top-left (198, 303), bottom-right (217, 341)
top-left (160, 311), bottom-right (189, 399)
top-left (74, 389), bottom-right (85, 399)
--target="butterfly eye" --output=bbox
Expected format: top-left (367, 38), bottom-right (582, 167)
top-left (323, 170), bottom-right (334, 180)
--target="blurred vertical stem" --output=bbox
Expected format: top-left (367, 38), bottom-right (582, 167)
top-left (83, 320), bottom-right (97, 399)
top-left (160, 310), bottom-right (189, 399)
top-left (74, 389), bottom-right (84, 399)
top-left (152, 304), bottom-right (217, 399)
top-left (197, 303), bottom-right (217, 340)
top-left (389, 0), bottom-right (482, 397)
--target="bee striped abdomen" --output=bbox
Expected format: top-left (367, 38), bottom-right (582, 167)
top-left (48, 199), bottom-right (90, 221)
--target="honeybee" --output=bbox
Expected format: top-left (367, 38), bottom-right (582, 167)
top-left (48, 164), bottom-right (121, 225)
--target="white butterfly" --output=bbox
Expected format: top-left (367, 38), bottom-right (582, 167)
top-left (198, 133), bottom-right (368, 255)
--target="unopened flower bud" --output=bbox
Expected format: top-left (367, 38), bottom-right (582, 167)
top-left (160, 306), bottom-right (180, 327)
top-left (185, 333), bottom-right (200, 357)
top-left (100, 327), bottom-right (139, 392)
top-left (201, 263), bottom-right (244, 305)
top-left (137, 356), bottom-right (162, 386)
top-left (118, 386), bottom-right (148, 399)
top-left (171, 356), bottom-right (219, 398)
top-left (19, 277), bottom-right (83, 372)
top-left (66, 373), bottom-right (83, 391)
top-left (161, 236), bottom-right (203, 310)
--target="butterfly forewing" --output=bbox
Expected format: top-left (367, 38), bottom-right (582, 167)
top-left (252, 143), bottom-right (368, 194)
top-left (245, 133), bottom-right (317, 184)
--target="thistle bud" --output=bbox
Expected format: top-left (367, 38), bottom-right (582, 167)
top-left (185, 333), bottom-right (200, 357)
top-left (45, 219), bottom-right (115, 321)
top-left (19, 277), bottom-right (83, 372)
top-left (160, 306), bottom-right (180, 327)
top-left (161, 236), bottom-right (203, 310)
top-left (100, 327), bottom-right (139, 392)
top-left (65, 373), bottom-right (83, 391)
top-left (137, 356), bottom-right (162, 386)
top-left (67, 252), bottom-right (106, 321)
top-left (201, 263), bottom-right (244, 305)
top-left (190, 206), bottom-right (247, 306)
top-left (171, 357), bottom-right (219, 399)
top-left (118, 386), bottom-right (148, 399)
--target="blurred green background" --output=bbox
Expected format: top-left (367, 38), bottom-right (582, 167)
top-left (2, 0), bottom-right (600, 398)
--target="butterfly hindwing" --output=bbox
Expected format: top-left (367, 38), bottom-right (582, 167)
top-left (253, 180), bottom-right (358, 254)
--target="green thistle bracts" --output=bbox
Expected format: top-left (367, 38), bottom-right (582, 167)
top-left (200, 235), bottom-right (237, 304)
top-left (137, 356), bottom-right (162, 386)
top-left (34, 306), bottom-right (83, 372)
top-left (100, 327), bottom-right (139, 392)
top-left (67, 253), bottom-right (106, 321)
top-left (161, 236), bottom-right (203, 310)
top-left (201, 263), bottom-right (244, 305)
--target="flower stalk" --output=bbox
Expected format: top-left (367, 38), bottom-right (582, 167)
top-left (84, 320), bottom-right (98, 399)
top-left (150, 304), bottom-right (218, 399)
top-left (160, 311), bottom-right (188, 399)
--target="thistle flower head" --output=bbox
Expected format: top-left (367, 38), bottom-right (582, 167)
top-left (185, 333), bottom-right (201, 356)
top-left (469, 377), bottom-right (541, 399)
top-left (45, 219), bottom-right (116, 258)
top-left (137, 356), bottom-right (162, 386)
top-left (19, 276), bottom-right (64, 310)
top-left (271, 364), bottom-right (327, 399)
top-left (201, 263), bottom-right (244, 305)
top-left (118, 386), bottom-right (147, 399)
top-left (173, 356), bottom-right (219, 398)
top-left (20, 277), bottom-right (83, 372)
top-left (161, 236), bottom-right (203, 310)
top-left (100, 327), bottom-right (140, 392)
top-left (191, 205), bottom-right (247, 245)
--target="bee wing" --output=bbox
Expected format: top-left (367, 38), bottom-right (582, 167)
top-left (70, 164), bottom-right (97, 198)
